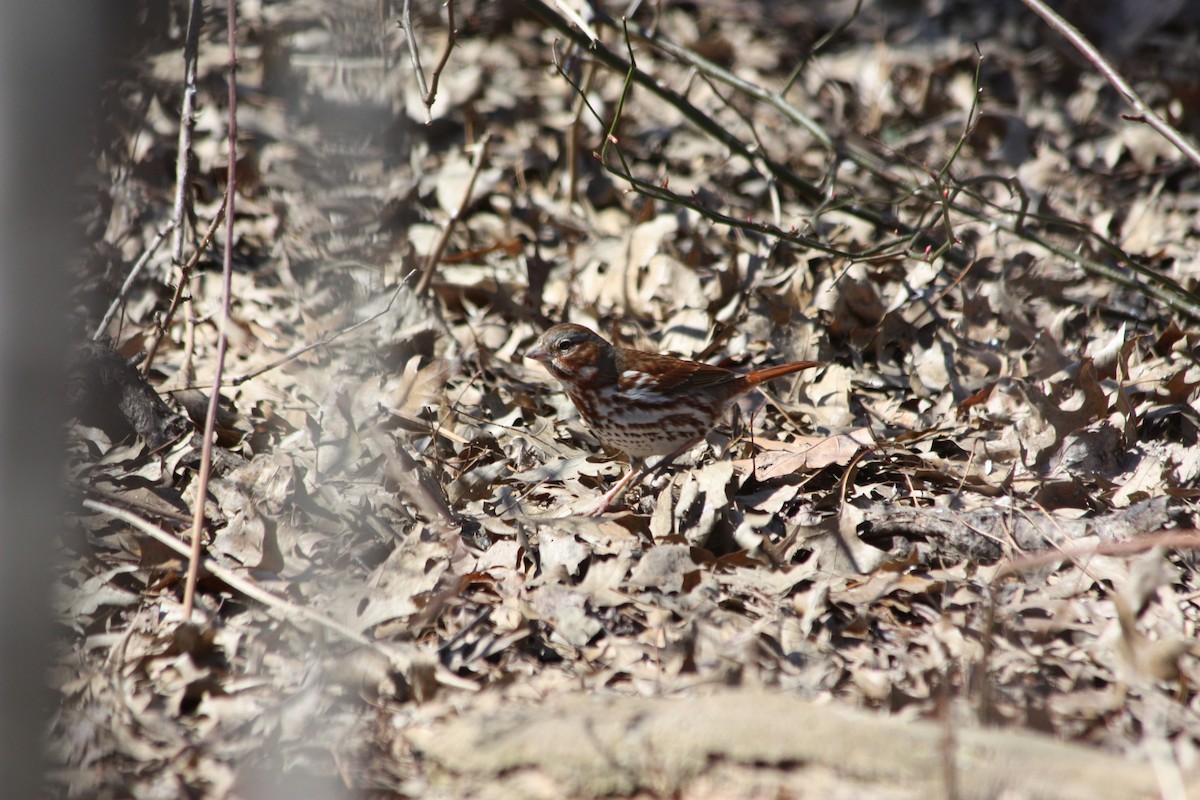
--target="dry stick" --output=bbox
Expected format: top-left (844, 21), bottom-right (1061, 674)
top-left (415, 131), bottom-right (493, 296)
top-left (225, 282), bottom-right (405, 386)
top-left (1018, 0), bottom-right (1200, 169)
top-left (142, 201), bottom-right (227, 375)
top-left (553, 0), bottom-right (599, 43)
top-left (169, 0), bottom-right (204, 269)
top-left (82, 499), bottom-right (413, 668)
top-left (423, 0), bottom-right (456, 113)
top-left (92, 221), bottom-right (175, 341)
top-left (181, 0), bottom-right (239, 623)
top-left (991, 529), bottom-right (1200, 582)
top-left (145, 0), bottom-right (204, 377)
top-left (398, 0), bottom-right (431, 123)
top-left (398, 0), bottom-right (457, 123)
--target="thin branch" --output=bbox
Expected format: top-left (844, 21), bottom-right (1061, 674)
top-left (398, 0), bottom-right (458, 124)
top-left (415, 131), bottom-right (493, 296)
top-left (92, 221), bottom-right (175, 341)
top-left (565, 58), bottom-right (599, 205)
top-left (779, 0), bottom-right (862, 97)
top-left (1018, 0), bottom-right (1200, 168)
top-left (169, 0), bottom-right (204, 268)
top-left (398, 0), bottom-right (431, 122)
top-left (556, 50), bottom-right (886, 260)
top-left (182, 0), bottom-right (239, 622)
top-left (990, 529), bottom-right (1200, 582)
top-left (424, 0), bottom-right (457, 113)
top-left (82, 499), bottom-right (414, 669)
top-left (224, 282), bottom-right (405, 386)
top-left (552, 0), bottom-right (599, 43)
top-left (142, 199), bottom-right (226, 376)
top-left (620, 12), bottom-right (832, 149)
top-left (523, 0), bottom-right (826, 206)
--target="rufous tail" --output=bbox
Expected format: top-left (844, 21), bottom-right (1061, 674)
top-left (739, 360), bottom-right (823, 389)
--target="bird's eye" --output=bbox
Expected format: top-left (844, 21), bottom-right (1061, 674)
top-left (557, 339), bottom-right (574, 352)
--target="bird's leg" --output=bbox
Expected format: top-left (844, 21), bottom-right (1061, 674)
top-left (584, 438), bottom-right (703, 516)
top-left (584, 457), bottom-right (647, 517)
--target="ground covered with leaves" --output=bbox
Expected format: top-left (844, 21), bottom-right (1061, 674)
top-left (57, 0), bottom-right (1200, 797)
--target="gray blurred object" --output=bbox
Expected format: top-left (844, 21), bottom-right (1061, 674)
top-left (0, 1), bottom-right (96, 798)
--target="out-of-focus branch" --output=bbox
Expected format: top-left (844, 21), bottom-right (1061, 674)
top-left (398, 0), bottom-right (458, 124)
top-left (1018, 0), bottom-right (1200, 169)
top-left (181, 0), bottom-right (239, 622)
top-left (93, 222), bottom-right (174, 341)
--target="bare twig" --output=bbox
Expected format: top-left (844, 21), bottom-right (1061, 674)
top-left (779, 0), bottom-right (863, 97)
top-left (169, 0), bottom-right (204, 269)
top-left (424, 0), bottom-right (457, 113)
top-left (398, 0), bottom-right (458, 123)
top-left (142, 199), bottom-right (226, 375)
top-left (1017, 0), bottom-right (1200, 168)
top-left (415, 131), bottom-right (493, 296)
top-left (622, 13), bottom-right (831, 149)
top-left (557, 48), bottom-right (875, 260)
top-left (553, 0), bottom-right (599, 43)
top-left (224, 282), bottom-right (405, 386)
top-left (398, 0), bottom-right (431, 122)
top-left (523, 0), bottom-right (827, 206)
top-left (182, 0), bottom-right (239, 622)
top-left (92, 221), bottom-right (175, 341)
top-left (82, 499), bottom-right (414, 669)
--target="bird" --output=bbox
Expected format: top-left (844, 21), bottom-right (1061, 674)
top-left (525, 323), bottom-right (822, 515)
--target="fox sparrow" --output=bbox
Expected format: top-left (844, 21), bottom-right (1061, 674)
top-left (526, 323), bottom-right (822, 515)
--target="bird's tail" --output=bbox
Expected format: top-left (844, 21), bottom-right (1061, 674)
top-left (741, 360), bottom-right (824, 388)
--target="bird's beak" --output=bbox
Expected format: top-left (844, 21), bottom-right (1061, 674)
top-left (525, 342), bottom-right (550, 362)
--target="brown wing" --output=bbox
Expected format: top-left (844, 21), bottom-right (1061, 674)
top-left (615, 349), bottom-right (740, 394)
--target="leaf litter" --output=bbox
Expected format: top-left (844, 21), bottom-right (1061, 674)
top-left (57, 0), bottom-right (1200, 797)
